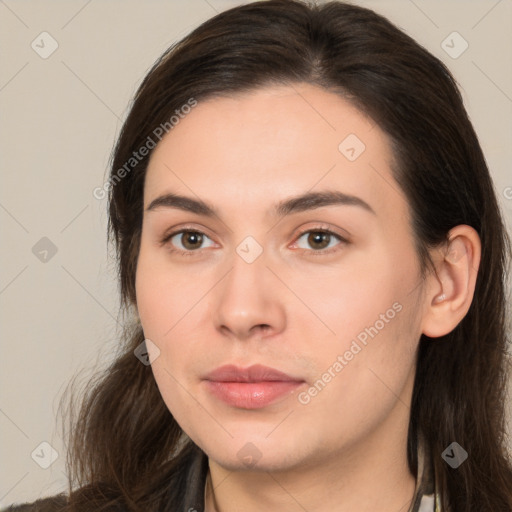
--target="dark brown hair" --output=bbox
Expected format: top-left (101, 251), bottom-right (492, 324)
top-left (53, 1), bottom-right (512, 510)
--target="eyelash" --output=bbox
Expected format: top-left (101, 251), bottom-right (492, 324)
top-left (160, 225), bottom-right (349, 257)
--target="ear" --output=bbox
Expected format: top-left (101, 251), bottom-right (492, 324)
top-left (421, 225), bottom-right (481, 338)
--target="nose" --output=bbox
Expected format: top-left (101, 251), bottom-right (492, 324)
top-left (212, 249), bottom-right (287, 342)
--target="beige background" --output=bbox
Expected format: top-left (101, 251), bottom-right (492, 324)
top-left (1, 0), bottom-right (511, 506)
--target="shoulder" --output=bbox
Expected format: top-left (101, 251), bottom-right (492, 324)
top-left (1, 494), bottom-right (67, 512)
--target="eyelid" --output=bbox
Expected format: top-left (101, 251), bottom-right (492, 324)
top-left (290, 221), bottom-right (350, 241)
top-left (288, 223), bottom-right (350, 254)
top-left (159, 223), bottom-right (216, 246)
top-left (160, 222), bottom-right (350, 255)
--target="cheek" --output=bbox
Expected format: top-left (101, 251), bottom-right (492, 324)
top-left (296, 297), bottom-right (421, 449)
top-left (135, 247), bottom-right (204, 429)
top-left (299, 243), bottom-right (422, 396)
top-left (135, 242), bottom-right (207, 337)
top-left (135, 243), bottom-right (210, 381)
top-left (286, 249), bottom-right (411, 348)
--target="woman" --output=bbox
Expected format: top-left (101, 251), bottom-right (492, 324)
top-left (5, 0), bottom-right (511, 510)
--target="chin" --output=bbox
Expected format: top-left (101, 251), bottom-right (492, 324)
top-left (209, 449), bottom-right (303, 473)
top-left (199, 432), bottom-right (314, 473)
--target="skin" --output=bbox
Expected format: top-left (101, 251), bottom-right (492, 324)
top-left (135, 83), bottom-right (480, 512)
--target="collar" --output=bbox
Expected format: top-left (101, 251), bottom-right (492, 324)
top-left (408, 432), bottom-right (442, 512)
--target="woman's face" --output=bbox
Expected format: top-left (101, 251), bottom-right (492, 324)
top-left (135, 83), bottom-right (426, 472)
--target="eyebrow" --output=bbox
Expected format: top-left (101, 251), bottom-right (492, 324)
top-left (145, 190), bottom-right (376, 217)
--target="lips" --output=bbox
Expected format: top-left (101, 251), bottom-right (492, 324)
top-left (205, 364), bottom-right (302, 383)
top-left (203, 364), bottom-right (305, 409)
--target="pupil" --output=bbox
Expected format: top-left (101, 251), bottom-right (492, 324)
top-left (308, 232), bottom-right (329, 249)
top-left (183, 232), bottom-right (202, 249)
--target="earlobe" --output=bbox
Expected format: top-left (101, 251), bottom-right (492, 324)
top-left (421, 225), bottom-right (481, 338)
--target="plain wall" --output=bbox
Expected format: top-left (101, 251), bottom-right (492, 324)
top-left (1, 0), bottom-right (511, 506)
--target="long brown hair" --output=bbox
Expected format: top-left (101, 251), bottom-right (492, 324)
top-left (56, 1), bottom-right (512, 510)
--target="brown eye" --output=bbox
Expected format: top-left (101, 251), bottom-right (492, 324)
top-left (294, 229), bottom-right (346, 253)
top-left (307, 231), bottom-right (331, 250)
top-left (180, 231), bottom-right (203, 250)
top-left (166, 230), bottom-right (215, 253)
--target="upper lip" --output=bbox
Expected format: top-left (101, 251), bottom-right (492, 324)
top-left (204, 364), bottom-right (303, 383)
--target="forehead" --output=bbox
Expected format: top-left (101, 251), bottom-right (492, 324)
top-left (143, 83), bottom-right (406, 221)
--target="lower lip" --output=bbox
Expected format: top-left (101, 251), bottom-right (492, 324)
top-left (204, 381), bottom-right (303, 409)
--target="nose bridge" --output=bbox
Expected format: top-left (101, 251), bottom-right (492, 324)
top-left (212, 240), bottom-right (286, 339)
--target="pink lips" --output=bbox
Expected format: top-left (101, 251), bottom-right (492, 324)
top-left (203, 364), bottom-right (305, 409)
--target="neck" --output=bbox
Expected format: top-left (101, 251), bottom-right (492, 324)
top-left (204, 402), bottom-right (417, 512)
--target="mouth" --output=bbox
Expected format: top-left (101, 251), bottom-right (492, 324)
top-left (203, 364), bottom-right (305, 409)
